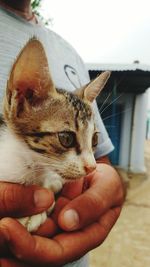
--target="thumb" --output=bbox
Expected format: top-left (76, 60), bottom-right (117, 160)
top-left (58, 189), bottom-right (103, 231)
top-left (58, 165), bottom-right (123, 231)
top-left (0, 182), bottom-right (54, 217)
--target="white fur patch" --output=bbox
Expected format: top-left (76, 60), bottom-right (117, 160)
top-left (0, 127), bottom-right (34, 184)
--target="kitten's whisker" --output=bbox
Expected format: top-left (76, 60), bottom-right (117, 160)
top-left (99, 92), bottom-right (113, 113)
top-left (102, 107), bottom-right (132, 121)
top-left (37, 160), bottom-right (56, 166)
top-left (104, 125), bottom-right (116, 128)
top-left (100, 93), bottom-right (124, 115)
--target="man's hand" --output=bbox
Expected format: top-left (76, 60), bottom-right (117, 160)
top-left (58, 162), bottom-right (124, 231)
top-left (0, 161), bottom-right (125, 266)
top-left (0, 183), bottom-right (54, 218)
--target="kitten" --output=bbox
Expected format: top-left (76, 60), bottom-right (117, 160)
top-left (0, 38), bottom-right (110, 232)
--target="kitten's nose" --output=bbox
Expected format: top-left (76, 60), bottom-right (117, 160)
top-left (84, 164), bottom-right (96, 175)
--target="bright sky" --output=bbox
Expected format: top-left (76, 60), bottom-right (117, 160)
top-left (41, 0), bottom-right (150, 64)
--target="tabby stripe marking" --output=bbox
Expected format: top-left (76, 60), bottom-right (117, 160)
top-left (27, 143), bottom-right (46, 154)
top-left (26, 132), bottom-right (54, 138)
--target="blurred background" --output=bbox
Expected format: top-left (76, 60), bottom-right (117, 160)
top-left (34, 0), bottom-right (150, 266)
top-left (40, 0), bottom-right (150, 64)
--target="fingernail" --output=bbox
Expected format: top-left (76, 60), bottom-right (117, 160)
top-left (34, 189), bottom-right (51, 208)
top-left (63, 209), bottom-right (79, 230)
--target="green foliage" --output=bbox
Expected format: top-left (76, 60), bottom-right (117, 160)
top-left (31, 0), bottom-right (42, 10)
top-left (31, 0), bottom-right (51, 25)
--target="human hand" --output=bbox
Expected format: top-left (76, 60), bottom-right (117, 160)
top-left (58, 162), bottom-right (124, 231)
top-left (0, 182), bottom-right (54, 218)
top-left (0, 162), bottom-right (124, 266)
top-left (0, 182), bottom-right (55, 258)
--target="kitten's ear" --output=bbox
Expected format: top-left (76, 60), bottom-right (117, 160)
top-left (76, 71), bottom-right (111, 103)
top-left (5, 38), bottom-right (55, 117)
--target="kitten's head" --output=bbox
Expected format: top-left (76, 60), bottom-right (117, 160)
top-left (3, 38), bottom-right (110, 181)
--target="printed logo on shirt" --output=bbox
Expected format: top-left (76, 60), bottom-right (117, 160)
top-left (64, 65), bottom-right (82, 89)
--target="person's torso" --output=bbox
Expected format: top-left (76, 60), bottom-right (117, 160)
top-left (0, 7), bottom-right (90, 112)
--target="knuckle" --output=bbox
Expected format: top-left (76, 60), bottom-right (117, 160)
top-left (1, 186), bottom-right (13, 213)
top-left (87, 191), bottom-right (103, 212)
top-left (0, 184), bottom-right (21, 215)
top-left (76, 191), bottom-right (103, 227)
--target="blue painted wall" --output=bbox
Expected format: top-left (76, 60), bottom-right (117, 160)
top-left (99, 102), bottom-right (123, 165)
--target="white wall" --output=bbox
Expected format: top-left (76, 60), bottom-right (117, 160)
top-left (130, 91), bottom-right (148, 173)
top-left (119, 94), bottom-right (134, 170)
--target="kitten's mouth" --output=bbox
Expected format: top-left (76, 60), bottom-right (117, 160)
top-left (59, 169), bottom-right (96, 182)
top-left (61, 174), bottom-right (84, 182)
top-left (63, 178), bottom-right (83, 184)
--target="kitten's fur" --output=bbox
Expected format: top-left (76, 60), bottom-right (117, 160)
top-left (0, 38), bottom-right (110, 231)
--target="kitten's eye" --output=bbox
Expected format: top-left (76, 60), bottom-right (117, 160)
top-left (58, 132), bottom-right (76, 148)
top-left (92, 132), bottom-right (99, 147)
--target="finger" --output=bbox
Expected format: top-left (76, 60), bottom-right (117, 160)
top-left (36, 197), bottom-right (71, 237)
top-left (0, 228), bottom-right (9, 255)
top-left (35, 218), bottom-right (58, 237)
top-left (58, 165), bottom-right (124, 231)
top-left (52, 197), bottom-right (69, 222)
top-left (0, 182), bottom-right (54, 217)
top-left (0, 208), bottom-right (120, 266)
top-left (61, 178), bottom-right (84, 200)
top-left (0, 218), bottom-right (67, 266)
top-left (0, 258), bottom-right (28, 267)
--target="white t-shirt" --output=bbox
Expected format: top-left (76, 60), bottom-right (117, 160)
top-left (0, 7), bottom-right (114, 267)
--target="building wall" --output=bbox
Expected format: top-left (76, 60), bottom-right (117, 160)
top-left (97, 91), bottom-right (148, 173)
top-left (88, 68), bottom-right (148, 173)
top-left (119, 94), bottom-right (134, 170)
top-left (97, 91), bottom-right (125, 165)
top-left (130, 91), bottom-right (148, 173)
